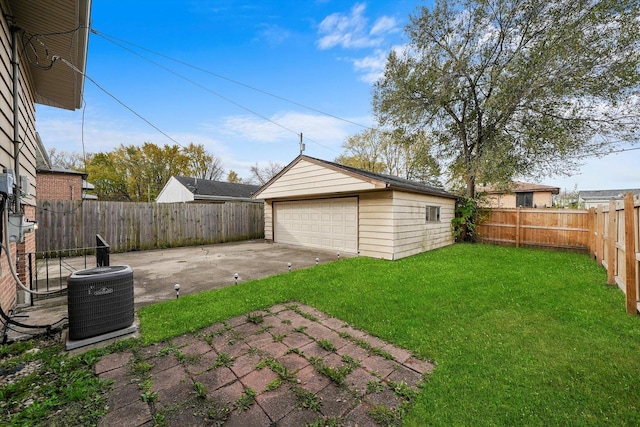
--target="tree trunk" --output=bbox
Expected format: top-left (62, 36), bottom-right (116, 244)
top-left (466, 174), bottom-right (476, 199)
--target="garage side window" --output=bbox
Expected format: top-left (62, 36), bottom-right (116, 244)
top-left (425, 205), bottom-right (440, 223)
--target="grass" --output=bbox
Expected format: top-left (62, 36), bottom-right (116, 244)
top-left (137, 243), bottom-right (640, 425)
top-left (0, 339), bottom-right (112, 426)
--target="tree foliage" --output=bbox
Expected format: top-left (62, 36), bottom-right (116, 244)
top-left (374, 0), bottom-right (640, 197)
top-left (335, 129), bottom-right (441, 186)
top-left (336, 128), bottom-right (442, 186)
top-left (86, 142), bottom-right (224, 201)
top-left (226, 170), bottom-right (241, 183)
top-left (183, 143), bottom-right (225, 180)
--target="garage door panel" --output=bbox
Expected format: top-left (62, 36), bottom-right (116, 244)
top-left (274, 198), bottom-right (357, 253)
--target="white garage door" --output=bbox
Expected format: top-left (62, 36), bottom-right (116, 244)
top-left (274, 198), bottom-right (358, 253)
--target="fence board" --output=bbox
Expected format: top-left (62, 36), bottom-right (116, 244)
top-left (37, 200), bottom-right (264, 253)
top-left (478, 208), bottom-right (590, 251)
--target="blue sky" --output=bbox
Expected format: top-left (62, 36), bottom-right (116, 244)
top-left (36, 0), bottom-right (639, 191)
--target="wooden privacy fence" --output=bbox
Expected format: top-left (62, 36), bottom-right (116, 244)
top-left (477, 208), bottom-right (591, 251)
top-left (477, 193), bottom-right (640, 314)
top-left (36, 200), bottom-right (264, 253)
top-left (591, 194), bottom-right (639, 315)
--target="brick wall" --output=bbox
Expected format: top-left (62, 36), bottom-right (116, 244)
top-left (0, 205), bottom-right (37, 312)
top-left (37, 173), bottom-right (83, 200)
top-left (0, 241), bottom-right (16, 315)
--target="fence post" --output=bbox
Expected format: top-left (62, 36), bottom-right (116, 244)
top-left (624, 193), bottom-right (638, 315)
top-left (515, 207), bottom-right (521, 248)
top-left (596, 205), bottom-right (604, 266)
top-left (588, 208), bottom-right (596, 259)
top-left (96, 234), bottom-right (110, 267)
top-left (606, 200), bottom-right (616, 285)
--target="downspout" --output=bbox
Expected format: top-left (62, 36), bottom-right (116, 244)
top-left (11, 24), bottom-right (21, 213)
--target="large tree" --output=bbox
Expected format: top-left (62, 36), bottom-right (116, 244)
top-left (336, 128), bottom-right (442, 185)
top-left (86, 142), bottom-right (224, 201)
top-left (183, 143), bottom-right (225, 180)
top-left (373, 0), bottom-right (640, 197)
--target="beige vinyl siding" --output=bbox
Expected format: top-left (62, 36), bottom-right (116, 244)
top-left (391, 191), bottom-right (455, 259)
top-left (258, 159), bottom-right (378, 199)
top-left (0, 9), bottom-right (38, 205)
top-left (264, 201), bottom-right (273, 240)
top-left (358, 191), bottom-right (394, 259)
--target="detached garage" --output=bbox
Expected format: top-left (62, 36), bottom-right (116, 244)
top-left (252, 155), bottom-right (458, 260)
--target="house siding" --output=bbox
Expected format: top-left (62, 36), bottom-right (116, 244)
top-left (485, 191), bottom-right (554, 208)
top-left (358, 191), bottom-right (394, 259)
top-left (257, 159), bottom-right (378, 199)
top-left (264, 201), bottom-right (273, 240)
top-left (156, 177), bottom-right (194, 203)
top-left (391, 191), bottom-right (455, 259)
top-left (0, 5), bottom-right (39, 312)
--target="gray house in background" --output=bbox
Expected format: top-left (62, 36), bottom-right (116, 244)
top-left (156, 176), bottom-right (261, 203)
top-left (578, 189), bottom-right (640, 208)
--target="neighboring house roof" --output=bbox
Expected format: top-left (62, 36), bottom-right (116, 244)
top-left (478, 181), bottom-right (560, 195)
top-left (37, 166), bottom-right (88, 179)
top-left (253, 155), bottom-right (457, 200)
top-left (579, 189), bottom-right (640, 201)
top-left (175, 176), bottom-right (260, 198)
top-left (157, 176), bottom-right (261, 203)
top-left (35, 133), bottom-right (51, 170)
top-left (7, 0), bottom-right (91, 110)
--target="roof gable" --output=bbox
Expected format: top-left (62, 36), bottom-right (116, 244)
top-left (253, 155), bottom-right (456, 200)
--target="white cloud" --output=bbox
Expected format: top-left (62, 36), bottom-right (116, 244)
top-left (218, 111), bottom-right (365, 148)
top-left (256, 23), bottom-right (292, 47)
top-left (352, 45), bottom-right (404, 84)
top-left (317, 3), bottom-right (398, 50)
top-left (370, 16), bottom-right (398, 36)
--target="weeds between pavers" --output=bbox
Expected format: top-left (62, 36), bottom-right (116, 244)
top-left (316, 339), bottom-right (336, 352)
top-left (245, 312), bottom-right (264, 324)
top-left (272, 333), bottom-right (287, 342)
top-left (256, 357), bottom-right (296, 382)
top-left (213, 352), bottom-right (235, 368)
top-left (286, 304), bottom-right (318, 321)
top-left (233, 387), bottom-right (257, 412)
top-left (193, 381), bottom-right (207, 399)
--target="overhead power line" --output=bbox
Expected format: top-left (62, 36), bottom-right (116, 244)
top-left (90, 29), bottom-right (346, 153)
top-left (59, 57), bottom-right (186, 148)
top-left (91, 29), bottom-right (371, 130)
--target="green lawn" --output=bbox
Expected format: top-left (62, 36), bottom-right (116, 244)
top-left (139, 243), bottom-right (640, 426)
